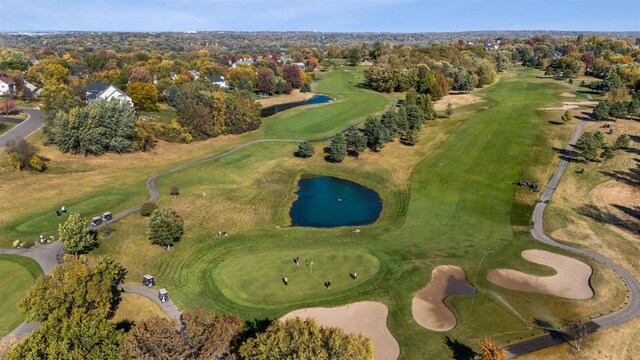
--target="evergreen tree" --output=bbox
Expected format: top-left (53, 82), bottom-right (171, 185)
top-left (380, 109), bottom-right (401, 138)
top-left (561, 110), bottom-right (572, 124)
top-left (327, 134), bottom-right (348, 163)
top-left (614, 134), bottom-right (630, 149)
top-left (600, 146), bottom-right (615, 162)
top-left (345, 125), bottom-right (368, 157)
top-left (423, 94), bottom-right (436, 120)
top-left (363, 116), bottom-right (390, 151)
top-left (166, 84), bottom-right (179, 107)
top-left (593, 101), bottom-right (610, 120)
top-left (446, 103), bottom-right (454, 118)
top-left (295, 141), bottom-right (315, 158)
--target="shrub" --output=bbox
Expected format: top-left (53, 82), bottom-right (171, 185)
top-left (5, 138), bottom-right (45, 171)
top-left (29, 155), bottom-right (46, 171)
top-left (140, 202), bottom-right (158, 217)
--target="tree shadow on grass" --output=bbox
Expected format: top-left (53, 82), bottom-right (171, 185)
top-left (551, 147), bottom-right (582, 163)
top-left (443, 336), bottom-right (476, 360)
top-left (600, 165), bottom-right (640, 188)
top-left (548, 120), bottom-right (565, 125)
top-left (533, 318), bottom-right (568, 342)
top-left (577, 204), bottom-right (640, 236)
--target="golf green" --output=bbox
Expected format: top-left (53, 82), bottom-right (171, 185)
top-left (214, 249), bottom-right (379, 306)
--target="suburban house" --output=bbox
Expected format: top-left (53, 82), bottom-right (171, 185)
top-left (84, 82), bottom-right (108, 102)
top-left (23, 80), bottom-right (42, 97)
top-left (187, 70), bottom-right (200, 80)
top-left (293, 62), bottom-right (306, 69)
top-left (206, 76), bottom-right (229, 88)
top-left (170, 72), bottom-right (177, 80)
top-left (84, 82), bottom-right (133, 106)
top-left (0, 77), bottom-right (16, 96)
top-left (231, 58), bottom-right (254, 68)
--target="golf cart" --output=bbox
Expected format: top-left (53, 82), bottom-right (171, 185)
top-left (143, 274), bottom-right (155, 288)
top-left (90, 216), bottom-right (102, 227)
top-left (102, 212), bottom-right (113, 222)
top-left (158, 288), bottom-right (169, 303)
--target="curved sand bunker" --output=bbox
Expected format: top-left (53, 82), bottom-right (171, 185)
top-left (488, 249), bottom-right (593, 300)
top-left (280, 301), bottom-right (399, 360)
top-left (412, 265), bottom-right (475, 332)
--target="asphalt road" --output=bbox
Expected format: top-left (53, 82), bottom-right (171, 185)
top-left (505, 119), bottom-right (640, 357)
top-left (0, 108), bottom-right (45, 148)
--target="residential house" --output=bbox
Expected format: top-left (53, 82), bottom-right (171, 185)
top-left (84, 82), bottom-right (108, 103)
top-left (97, 84), bottom-right (133, 107)
top-left (23, 80), bottom-right (42, 98)
top-left (293, 62), bottom-right (306, 69)
top-left (231, 58), bottom-right (254, 68)
top-left (206, 76), bottom-right (229, 88)
top-left (0, 77), bottom-right (16, 96)
top-left (187, 70), bottom-right (200, 80)
top-left (170, 72), bottom-right (177, 80)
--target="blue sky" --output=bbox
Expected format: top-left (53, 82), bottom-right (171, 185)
top-left (0, 0), bottom-right (638, 32)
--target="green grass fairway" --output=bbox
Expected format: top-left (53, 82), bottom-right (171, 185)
top-left (263, 66), bottom-right (394, 139)
top-left (215, 249), bottom-right (379, 306)
top-left (0, 255), bottom-right (42, 336)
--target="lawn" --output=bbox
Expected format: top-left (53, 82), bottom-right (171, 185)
top-left (0, 67), bottom-right (629, 358)
top-left (263, 66), bottom-right (395, 140)
top-left (0, 255), bottom-right (42, 336)
top-left (139, 103), bottom-right (177, 125)
top-left (0, 121), bottom-right (14, 135)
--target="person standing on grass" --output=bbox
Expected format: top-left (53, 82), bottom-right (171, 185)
top-left (283, 276), bottom-right (288, 285)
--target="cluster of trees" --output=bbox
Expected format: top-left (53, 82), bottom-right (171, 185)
top-left (575, 131), bottom-right (630, 164)
top-left (364, 43), bottom-right (503, 97)
top-left (175, 82), bottom-right (261, 139)
top-left (323, 99), bottom-right (438, 163)
top-left (48, 99), bottom-right (136, 156)
top-left (4, 138), bottom-right (47, 171)
top-left (6, 256), bottom-right (373, 359)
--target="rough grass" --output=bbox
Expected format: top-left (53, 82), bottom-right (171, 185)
top-left (139, 103), bottom-right (176, 125)
top-left (112, 293), bottom-right (168, 324)
top-left (0, 255), bottom-right (42, 336)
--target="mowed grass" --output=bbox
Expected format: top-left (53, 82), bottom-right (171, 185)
top-left (0, 255), bottom-right (42, 336)
top-left (139, 103), bottom-right (177, 125)
top-left (86, 69), bottom-right (629, 359)
top-left (215, 249), bottom-right (379, 306)
top-left (0, 121), bottom-right (15, 135)
top-left (263, 66), bottom-right (394, 139)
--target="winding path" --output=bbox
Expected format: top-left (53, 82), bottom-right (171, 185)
top-left (0, 108), bottom-right (45, 148)
top-left (505, 119), bottom-right (640, 357)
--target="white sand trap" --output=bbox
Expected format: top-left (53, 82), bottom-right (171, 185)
top-left (280, 301), bottom-right (399, 360)
top-left (488, 249), bottom-right (593, 299)
top-left (561, 92), bottom-right (576, 97)
top-left (412, 265), bottom-right (475, 332)
top-left (540, 100), bottom-right (599, 111)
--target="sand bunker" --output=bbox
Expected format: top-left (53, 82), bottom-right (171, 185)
top-left (488, 249), bottom-right (593, 299)
top-left (540, 101), bottom-right (598, 111)
top-left (434, 93), bottom-right (483, 111)
top-left (280, 301), bottom-right (399, 360)
top-left (561, 92), bottom-right (577, 97)
top-left (411, 265), bottom-right (475, 332)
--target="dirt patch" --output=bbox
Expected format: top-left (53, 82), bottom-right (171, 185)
top-left (257, 90), bottom-right (314, 107)
top-left (434, 93), bottom-right (483, 111)
top-left (560, 92), bottom-right (576, 97)
top-left (280, 301), bottom-right (399, 360)
top-left (411, 265), bottom-right (475, 332)
top-left (488, 249), bottom-right (593, 300)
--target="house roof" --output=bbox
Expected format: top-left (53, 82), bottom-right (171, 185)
top-left (23, 81), bottom-right (41, 93)
top-left (85, 82), bottom-right (108, 93)
top-left (0, 77), bottom-right (16, 85)
top-left (98, 84), bottom-right (129, 100)
top-left (207, 76), bottom-right (225, 83)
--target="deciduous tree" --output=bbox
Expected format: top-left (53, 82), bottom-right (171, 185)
top-left (257, 67), bottom-right (276, 94)
top-left (0, 98), bottom-right (17, 114)
top-left (283, 64), bottom-right (304, 88)
top-left (5, 138), bottom-right (41, 171)
top-left (128, 82), bottom-right (158, 111)
top-left (148, 206), bottom-right (184, 249)
top-left (561, 110), bottom-right (572, 124)
top-left (477, 337), bottom-right (506, 360)
top-left (58, 213), bottom-right (97, 257)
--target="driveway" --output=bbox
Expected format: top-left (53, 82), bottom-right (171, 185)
top-left (0, 108), bottom-right (45, 148)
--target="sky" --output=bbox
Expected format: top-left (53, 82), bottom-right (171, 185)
top-left (0, 0), bottom-right (638, 33)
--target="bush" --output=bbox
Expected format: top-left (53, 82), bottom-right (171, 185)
top-left (5, 138), bottom-right (45, 171)
top-left (29, 155), bottom-right (46, 171)
top-left (140, 202), bottom-right (158, 217)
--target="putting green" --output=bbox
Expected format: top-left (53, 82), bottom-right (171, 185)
top-left (0, 255), bottom-right (42, 336)
top-left (214, 249), bottom-right (379, 306)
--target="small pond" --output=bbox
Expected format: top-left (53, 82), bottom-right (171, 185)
top-left (290, 176), bottom-right (382, 228)
top-left (261, 95), bottom-right (333, 117)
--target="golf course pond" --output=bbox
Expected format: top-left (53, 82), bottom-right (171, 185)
top-left (290, 175), bottom-right (382, 228)
top-left (261, 94), bottom-right (333, 117)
